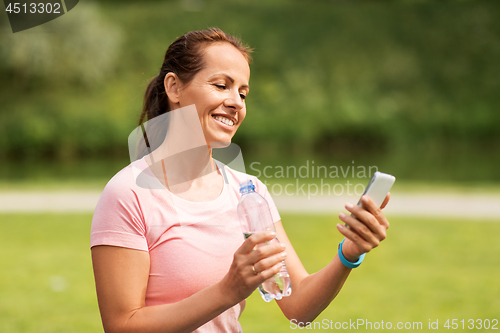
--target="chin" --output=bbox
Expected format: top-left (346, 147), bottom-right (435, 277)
top-left (207, 134), bottom-right (233, 148)
top-left (210, 141), bottom-right (232, 149)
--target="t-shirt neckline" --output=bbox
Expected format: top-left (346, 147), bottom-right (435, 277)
top-left (139, 157), bottom-right (228, 204)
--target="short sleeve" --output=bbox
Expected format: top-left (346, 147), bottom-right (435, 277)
top-left (253, 177), bottom-right (281, 223)
top-left (90, 172), bottom-right (149, 252)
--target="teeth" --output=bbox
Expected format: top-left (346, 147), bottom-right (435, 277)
top-left (213, 115), bottom-right (234, 126)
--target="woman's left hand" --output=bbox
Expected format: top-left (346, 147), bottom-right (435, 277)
top-left (337, 194), bottom-right (390, 263)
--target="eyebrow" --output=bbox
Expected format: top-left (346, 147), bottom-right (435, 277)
top-left (212, 73), bottom-right (249, 90)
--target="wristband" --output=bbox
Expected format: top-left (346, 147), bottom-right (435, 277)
top-left (338, 238), bottom-right (365, 268)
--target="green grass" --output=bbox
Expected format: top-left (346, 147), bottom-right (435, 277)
top-left (0, 214), bottom-right (499, 332)
top-left (0, 214), bottom-right (100, 333)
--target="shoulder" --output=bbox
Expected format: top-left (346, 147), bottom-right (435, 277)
top-left (95, 157), bottom-right (157, 213)
top-left (101, 160), bottom-right (139, 197)
top-left (91, 158), bottom-right (153, 232)
top-left (91, 158), bottom-right (151, 250)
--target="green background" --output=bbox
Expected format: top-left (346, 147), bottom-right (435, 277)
top-left (0, 1), bottom-right (499, 332)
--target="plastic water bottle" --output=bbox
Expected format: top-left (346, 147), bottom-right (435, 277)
top-left (237, 180), bottom-right (292, 302)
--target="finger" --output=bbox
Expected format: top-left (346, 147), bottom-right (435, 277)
top-left (380, 192), bottom-right (391, 209)
top-left (248, 241), bottom-right (286, 266)
top-left (339, 212), bottom-right (381, 245)
top-left (336, 223), bottom-right (372, 254)
top-left (345, 202), bottom-right (384, 235)
top-left (257, 261), bottom-right (283, 281)
top-left (238, 230), bottom-right (277, 254)
top-left (359, 196), bottom-right (390, 229)
top-left (253, 250), bottom-right (287, 274)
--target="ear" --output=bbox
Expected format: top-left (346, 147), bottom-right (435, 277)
top-left (164, 72), bottom-right (180, 105)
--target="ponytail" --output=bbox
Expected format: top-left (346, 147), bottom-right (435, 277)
top-left (139, 74), bottom-right (169, 126)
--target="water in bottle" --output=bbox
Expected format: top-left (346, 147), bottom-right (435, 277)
top-left (237, 180), bottom-right (292, 302)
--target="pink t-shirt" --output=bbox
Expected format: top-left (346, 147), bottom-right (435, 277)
top-left (90, 157), bottom-right (281, 332)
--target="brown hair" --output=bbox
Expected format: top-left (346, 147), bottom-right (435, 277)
top-left (138, 28), bottom-right (252, 126)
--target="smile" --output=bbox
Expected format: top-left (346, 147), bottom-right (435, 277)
top-left (212, 115), bottom-right (235, 126)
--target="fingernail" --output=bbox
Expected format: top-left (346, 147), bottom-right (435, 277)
top-left (337, 223), bottom-right (344, 229)
top-left (339, 212), bottom-right (346, 219)
top-left (269, 231), bottom-right (276, 236)
top-left (281, 252), bottom-right (287, 258)
top-left (345, 202), bottom-right (354, 209)
top-left (280, 243), bottom-right (286, 249)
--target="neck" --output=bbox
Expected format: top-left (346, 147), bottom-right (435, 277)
top-left (143, 105), bottom-right (219, 189)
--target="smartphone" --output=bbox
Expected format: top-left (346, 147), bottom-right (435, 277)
top-left (346, 172), bottom-right (395, 228)
top-left (357, 171), bottom-right (396, 209)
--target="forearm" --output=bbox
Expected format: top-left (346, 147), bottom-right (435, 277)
top-left (278, 255), bottom-right (351, 323)
top-left (109, 282), bottom-right (236, 333)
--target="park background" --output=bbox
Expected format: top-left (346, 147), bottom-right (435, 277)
top-left (1, 0), bottom-right (499, 332)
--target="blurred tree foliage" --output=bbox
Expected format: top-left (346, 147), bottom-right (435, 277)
top-left (0, 0), bottom-right (499, 181)
top-left (0, 2), bottom-right (124, 159)
top-left (0, 2), bottom-right (122, 87)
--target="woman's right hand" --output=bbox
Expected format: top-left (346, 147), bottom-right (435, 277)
top-left (220, 230), bottom-right (287, 304)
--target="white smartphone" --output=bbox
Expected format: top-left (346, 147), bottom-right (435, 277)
top-left (345, 171), bottom-right (395, 228)
top-left (357, 171), bottom-right (396, 209)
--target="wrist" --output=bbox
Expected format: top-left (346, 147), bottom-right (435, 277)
top-left (338, 238), bottom-right (365, 269)
top-left (216, 278), bottom-right (242, 309)
top-left (341, 239), bottom-right (361, 263)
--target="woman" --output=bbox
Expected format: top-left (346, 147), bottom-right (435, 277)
top-left (91, 28), bottom-right (390, 333)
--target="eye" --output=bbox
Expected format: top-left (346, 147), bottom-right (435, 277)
top-left (214, 84), bottom-right (226, 90)
top-left (239, 93), bottom-right (247, 100)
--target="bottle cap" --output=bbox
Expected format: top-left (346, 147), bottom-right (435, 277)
top-left (239, 180), bottom-right (255, 194)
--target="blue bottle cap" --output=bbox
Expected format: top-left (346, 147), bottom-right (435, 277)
top-left (239, 180), bottom-right (255, 194)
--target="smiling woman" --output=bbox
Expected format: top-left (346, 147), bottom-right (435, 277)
top-left (90, 28), bottom-right (391, 333)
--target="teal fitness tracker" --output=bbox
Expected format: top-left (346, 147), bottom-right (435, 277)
top-left (338, 238), bottom-right (365, 268)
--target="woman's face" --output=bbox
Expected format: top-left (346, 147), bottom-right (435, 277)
top-left (172, 43), bottom-right (250, 145)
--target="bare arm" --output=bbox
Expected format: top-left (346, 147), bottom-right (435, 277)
top-left (275, 194), bottom-right (390, 323)
top-left (91, 231), bottom-right (286, 333)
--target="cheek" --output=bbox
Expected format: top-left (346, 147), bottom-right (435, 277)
top-left (239, 109), bottom-right (247, 123)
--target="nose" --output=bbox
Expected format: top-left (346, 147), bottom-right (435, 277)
top-left (224, 89), bottom-right (245, 111)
